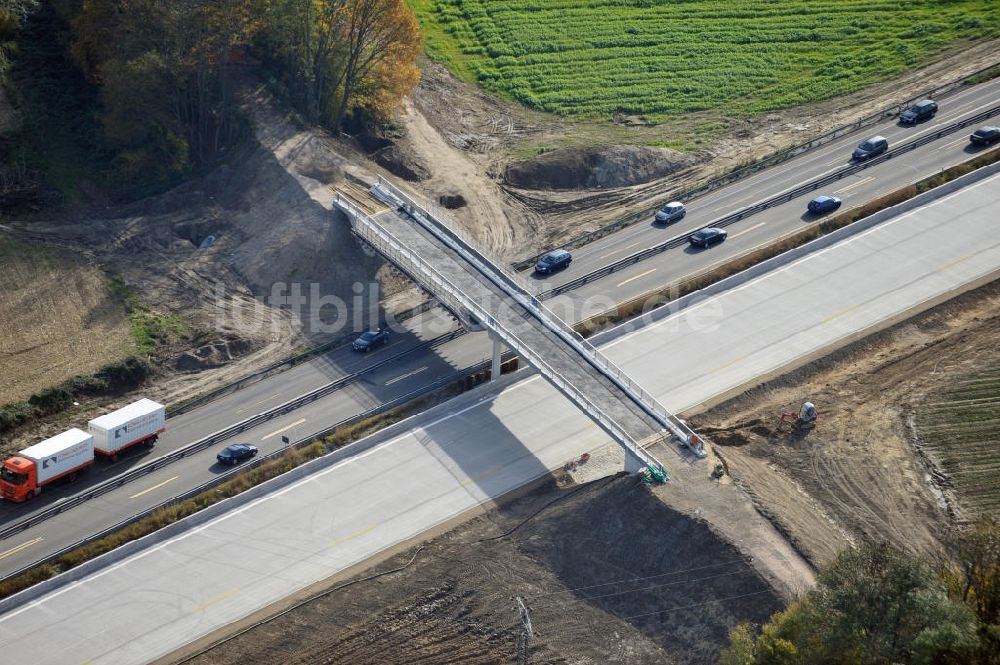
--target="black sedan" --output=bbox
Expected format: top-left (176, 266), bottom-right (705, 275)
top-left (807, 195), bottom-right (842, 215)
top-left (970, 126), bottom-right (1000, 146)
top-left (689, 228), bottom-right (727, 248)
top-left (217, 443), bottom-right (258, 465)
top-left (352, 328), bottom-right (390, 352)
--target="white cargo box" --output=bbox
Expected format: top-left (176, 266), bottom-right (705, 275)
top-left (20, 428), bottom-right (94, 485)
top-left (89, 398), bottom-right (166, 454)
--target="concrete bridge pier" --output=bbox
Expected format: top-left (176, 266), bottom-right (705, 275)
top-left (490, 332), bottom-right (505, 380)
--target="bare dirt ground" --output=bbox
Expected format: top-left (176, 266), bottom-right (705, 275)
top-left (407, 39), bottom-right (1000, 256)
top-left (174, 476), bottom-right (784, 665)
top-left (0, 234), bottom-right (132, 404)
top-left (687, 279), bottom-right (1000, 569)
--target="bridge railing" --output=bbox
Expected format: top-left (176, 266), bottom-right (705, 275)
top-left (372, 178), bottom-right (706, 457)
top-left (336, 193), bottom-right (668, 477)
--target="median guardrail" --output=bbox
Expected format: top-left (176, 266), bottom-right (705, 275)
top-left (513, 61), bottom-right (1000, 271)
top-left (536, 101), bottom-right (1000, 300)
top-left (0, 328), bottom-right (466, 543)
top-left (0, 366), bottom-right (495, 585)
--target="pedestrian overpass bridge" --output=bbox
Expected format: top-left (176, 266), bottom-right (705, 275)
top-left (334, 177), bottom-right (708, 479)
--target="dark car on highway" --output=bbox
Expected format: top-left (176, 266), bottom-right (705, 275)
top-left (654, 201), bottom-right (686, 224)
top-left (534, 249), bottom-right (572, 274)
top-left (899, 99), bottom-right (937, 125)
top-left (853, 136), bottom-right (888, 161)
top-left (807, 195), bottom-right (842, 215)
top-left (217, 443), bottom-right (258, 465)
top-left (689, 227), bottom-right (727, 248)
top-left (970, 126), bottom-right (1000, 146)
top-left (352, 328), bottom-right (390, 352)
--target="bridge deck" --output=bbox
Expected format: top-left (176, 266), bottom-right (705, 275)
top-left (373, 207), bottom-right (665, 446)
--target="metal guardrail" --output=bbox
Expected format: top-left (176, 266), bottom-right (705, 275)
top-left (513, 60), bottom-right (1000, 271)
top-left (372, 180), bottom-right (707, 458)
top-left (0, 369), bottom-right (480, 585)
top-left (0, 329), bottom-right (466, 542)
top-left (337, 194), bottom-right (668, 477)
top-left (537, 101), bottom-right (1000, 300)
top-left (166, 300), bottom-right (439, 418)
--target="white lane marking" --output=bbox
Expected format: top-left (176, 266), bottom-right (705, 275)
top-left (385, 366), bottom-right (428, 385)
top-left (833, 176), bottom-right (875, 194)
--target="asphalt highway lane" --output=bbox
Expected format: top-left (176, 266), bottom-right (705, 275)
top-left (2, 173), bottom-right (998, 665)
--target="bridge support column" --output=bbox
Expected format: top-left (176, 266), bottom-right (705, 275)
top-left (624, 450), bottom-right (647, 474)
top-left (490, 333), bottom-right (504, 380)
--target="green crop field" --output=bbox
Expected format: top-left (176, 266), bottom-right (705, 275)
top-left (916, 366), bottom-right (1000, 518)
top-left (411, 0), bottom-right (1000, 122)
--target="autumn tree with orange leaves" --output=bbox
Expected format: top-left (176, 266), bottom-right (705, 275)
top-left (257, 0), bottom-right (421, 129)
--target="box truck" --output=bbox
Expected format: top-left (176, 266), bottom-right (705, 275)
top-left (88, 398), bottom-right (165, 459)
top-left (0, 428), bottom-right (94, 502)
top-left (0, 398), bottom-right (166, 502)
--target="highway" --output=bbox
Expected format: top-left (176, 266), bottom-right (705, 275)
top-left (535, 78), bottom-right (1000, 319)
top-left (1, 172), bottom-right (998, 665)
top-left (1, 79), bottom-right (998, 576)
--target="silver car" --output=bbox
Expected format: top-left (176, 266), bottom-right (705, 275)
top-left (655, 201), bottom-right (686, 224)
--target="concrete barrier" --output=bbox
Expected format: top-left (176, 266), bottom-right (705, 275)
top-left (0, 371), bottom-right (524, 614)
top-left (591, 160), bottom-right (1000, 347)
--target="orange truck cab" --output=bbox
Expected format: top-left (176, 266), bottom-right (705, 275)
top-left (0, 429), bottom-right (95, 502)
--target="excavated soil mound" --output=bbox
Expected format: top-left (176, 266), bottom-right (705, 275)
top-left (504, 145), bottom-right (692, 191)
top-left (181, 476), bottom-right (781, 665)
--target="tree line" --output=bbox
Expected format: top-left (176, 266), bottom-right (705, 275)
top-left (2, 0), bottom-right (421, 202)
top-left (721, 518), bottom-right (1000, 665)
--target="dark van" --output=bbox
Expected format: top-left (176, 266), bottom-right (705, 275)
top-left (899, 99), bottom-right (937, 125)
top-left (853, 136), bottom-right (888, 161)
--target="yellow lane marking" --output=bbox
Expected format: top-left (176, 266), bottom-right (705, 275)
top-left (236, 393), bottom-right (281, 414)
top-left (599, 240), bottom-right (642, 260)
top-left (385, 365), bottom-right (429, 385)
top-left (461, 465), bottom-right (502, 486)
top-left (0, 537), bottom-right (43, 561)
top-left (262, 418), bottom-right (306, 440)
top-left (331, 524), bottom-right (377, 547)
top-left (191, 588), bottom-right (240, 613)
top-left (130, 475), bottom-right (179, 499)
top-left (822, 303), bottom-right (860, 323)
top-left (727, 222), bottom-right (767, 240)
top-left (707, 355), bottom-right (747, 375)
top-left (80, 659), bottom-right (93, 665)
top-left (936, 254), bottom-right (973, 273)
top-left (616, 268), bottom-right (657, 288)
top-left (833, 175), bottom-right (875, 194)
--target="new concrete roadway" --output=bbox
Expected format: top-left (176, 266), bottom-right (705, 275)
top-left (2, 172), bottom-right (998, 665)
top-left (1, 79), bottom-right (998, 575)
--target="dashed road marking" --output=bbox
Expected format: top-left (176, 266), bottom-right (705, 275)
top-left (0, 537), bottom-right (42, 561)
top-left (727, 222), bottom-right (767, 240)
top-left (385, 366), bottom-right (429, 385)
top-left (616, 268), bottom-right (657, 288)
top-left (936, 254), bottom-right (973, 273)
top-left (707, 355), bottom-right (746, 375)
top-left (331, 525), bottom-right (377, 547)
top-left (191, 588), bottom-right (240, 613)
top-left (822, 303), bottom-right (860, 323)
top-left (833, 176), bottom-right (875, 194)
top-left (262, 418), bottom-right (306, 440)
top-left (130, 476), bottom-right (179, 499)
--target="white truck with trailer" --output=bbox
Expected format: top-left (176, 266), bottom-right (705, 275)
top-left (0, 428), bottom-right (95, 502)
top-left (88, 398), bottom-right (165, 460)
